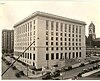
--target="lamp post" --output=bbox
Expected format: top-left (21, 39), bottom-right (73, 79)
top-left (60, 73), bottom-right (63, 80)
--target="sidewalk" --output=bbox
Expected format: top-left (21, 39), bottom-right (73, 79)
top-left (4, 56), bottom-right (42, 78)
top-left (82, 68), bottom-right (100, 77)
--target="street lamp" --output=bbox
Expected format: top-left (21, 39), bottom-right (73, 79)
top-left (60, 73), bottom-right (63, 80)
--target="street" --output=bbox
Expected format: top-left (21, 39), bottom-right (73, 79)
top-left (2, 60), bottom-right (29, 80)
top-left (2, 56), bottom-right (100, 80)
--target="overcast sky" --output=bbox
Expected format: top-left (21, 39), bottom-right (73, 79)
top-left (0, 0), bottom-right (100, 37)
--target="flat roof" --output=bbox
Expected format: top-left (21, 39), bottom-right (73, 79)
top-left (14, 11), bottom-right (86, 27)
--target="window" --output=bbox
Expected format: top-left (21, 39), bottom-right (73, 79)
top-left (76, 47), bottom-right (78, 50)
top-left (60, 37), bottom-right (63, 41)
top-left (51, 32), bottom-right (53, 35)
top-left (76, 52), bottom-right (78, 58)
top-left (72, 34), bottom-right (74, 37)
top-left (56, 37), bottom-right (58, 41)
top-left (69, 24), bottom-right (71, 32)
top-left (79, 43), bottom-right (81, 46)
top-left (73, 52), bottom-right (75, 58)
top-left (65, 53), bottom-right (67, 59)
top-left (56, 22), bottom-right (58, 31)
top-left (69, 34), bottom-right (71, 37)
top-left (46, 47), bottom-right (48, 51)
top-left (51, 37), bottom-right (53, 40)
top-left (69, 43), bottom-right (71, 46)
top-left (76, 26), bottom-right (78, 33)
top-left (56, 53), bottom-right (59, 59)
top-left (72, 38), bottom-right (74, 41)
top-left (79, 26), bottom-right (81, 34)
top-left (56, 32), bottom-right (58, 36)
top-left (61, 23), bottom-right (63, 31)
top-left (69, 52), bottom-right (71, 59)
top-left (79, 47), bottom-right (81, 50)
top-left (46, 54), bottom-right (49, 60)
top-left (65, 38), bottom-right (67, 41)
top-left (76, 43), bottom-right (78, 46)
top-left (65, 43), bottom-right (67, 46)
top-left (56, 42), bottom-right (58, 45)
top-left (51, 21), bottom-right (54, 30)
top-left (79, 39), bottom-right (81, 42)
top-left (79, 52), bottom-right (81, 57)
top-left (79, 35), bottom-right (81, 38)
top-left (69, 47), bottom-right (71, 50)
top-left (30, 53), bottom-right (32, 59)
top-left (60, 33), bottom-right (63, 36)
top-left (51, 42), bottom-right (53, 45)
top-left (51, 53), bottom-right (54, 60)
top-left (60, 53), bottom-right (63, 59)
top-left (46, 37), bottom-right (48, 40)
top-left (65, 47), bottom-right (67, 50)
top-left (73, 47), bottom-right (74, 50)
top-left (46, 20), bottom-right (49, 30)
top-left (46, 42), bottom-right (48, 45)
top-left (56, 47), bottom-right (58, 50)
top-left (46, 31), bottom-right (48, 35)
top-left (61, 47), bottom-right (63, 50)
top-left (69, 38), bottom-right (70, 41)
top-left (60, 42), bottom-right (63, 46)
top-left (51, 47), bottom-right (54, 50)
top-left (65, 24), bottom-right (67, 32)
top-left (65, 33), bottom-right (67, 36)
top-left (72, 25), bottom-right (74, 33)
top-left (33, 54), bottom-right (35, 60)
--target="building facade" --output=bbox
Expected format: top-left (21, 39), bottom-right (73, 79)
top-left (14, 11), bottom-right (86, 69)
top-left (2, 29), bottom-right (14, 55)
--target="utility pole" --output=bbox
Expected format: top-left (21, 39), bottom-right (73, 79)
top-left (1, 38), bottom-right (39, 76)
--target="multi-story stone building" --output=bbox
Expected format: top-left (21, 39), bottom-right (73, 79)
top-left (2, 29), bottom-right (14, 55)
top-left (14, 11), bottom-right (86, 69)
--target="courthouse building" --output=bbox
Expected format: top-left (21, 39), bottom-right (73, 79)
top-left (2, 29), bottom-right (14, 55)
top-left (14, 11), bottom-right (86, 69)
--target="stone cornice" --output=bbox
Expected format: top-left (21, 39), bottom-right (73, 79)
top-left (14, 11), bottom-right (86, 28)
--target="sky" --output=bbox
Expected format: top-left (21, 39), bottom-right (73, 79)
top-left (0, 0), bottom-right (100, 37)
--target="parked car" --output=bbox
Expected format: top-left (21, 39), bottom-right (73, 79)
top-left (82, 69), bottom-right (89, 73)
top-left (68, 66), bottom-right (72, 70)
top-left (15, 72), bottom-right (21, 78)
top-left (51, 70), bottom-right (60, 77)
top-left (42, 72), bottom-right (52, 80)
top-left (12, 66), bottom-right (17, 70)
top-left (6, 61), bottom-right (11, 65)
top-left (77, 73), bottom-right (82, 77)
top-left (79, 63), bottom-right (85, 67)
top-left (88, 67), bottom-right (93, 71)
top-left (19, 71), bottom-right (24, 75)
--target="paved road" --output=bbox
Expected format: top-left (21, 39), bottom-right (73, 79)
top-left (2, 56), bottom-right (100, 80)
top-left (2, 60), bottom-right (29, 80)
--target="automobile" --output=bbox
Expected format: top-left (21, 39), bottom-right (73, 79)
top-left (51, 70), bottom-right (60, 77)
top-left (6, 61), bottom-right (11, 65)
top-left (15, 72), bottom-right (21, 78)
top-left (42, 72), bottom-right (52, 80)
top-left (79, 63), bottom-right (85, 67)
top-left (77, 73), bottom-right (82, 77)
top-left (68, 66), bottom-right (72, 70)
top-left (19, 71), bottom-right (24, 75)
top-left (88, 67), bottom-right (93, 71)
top-left (93, 65), bottom-right (98, 70)
top-left (12, 66), bottom-right (17, 70)
top-left (82, 69), bottom-right (89, 73)
top-left (89, 60), bottom-right (95, 64)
